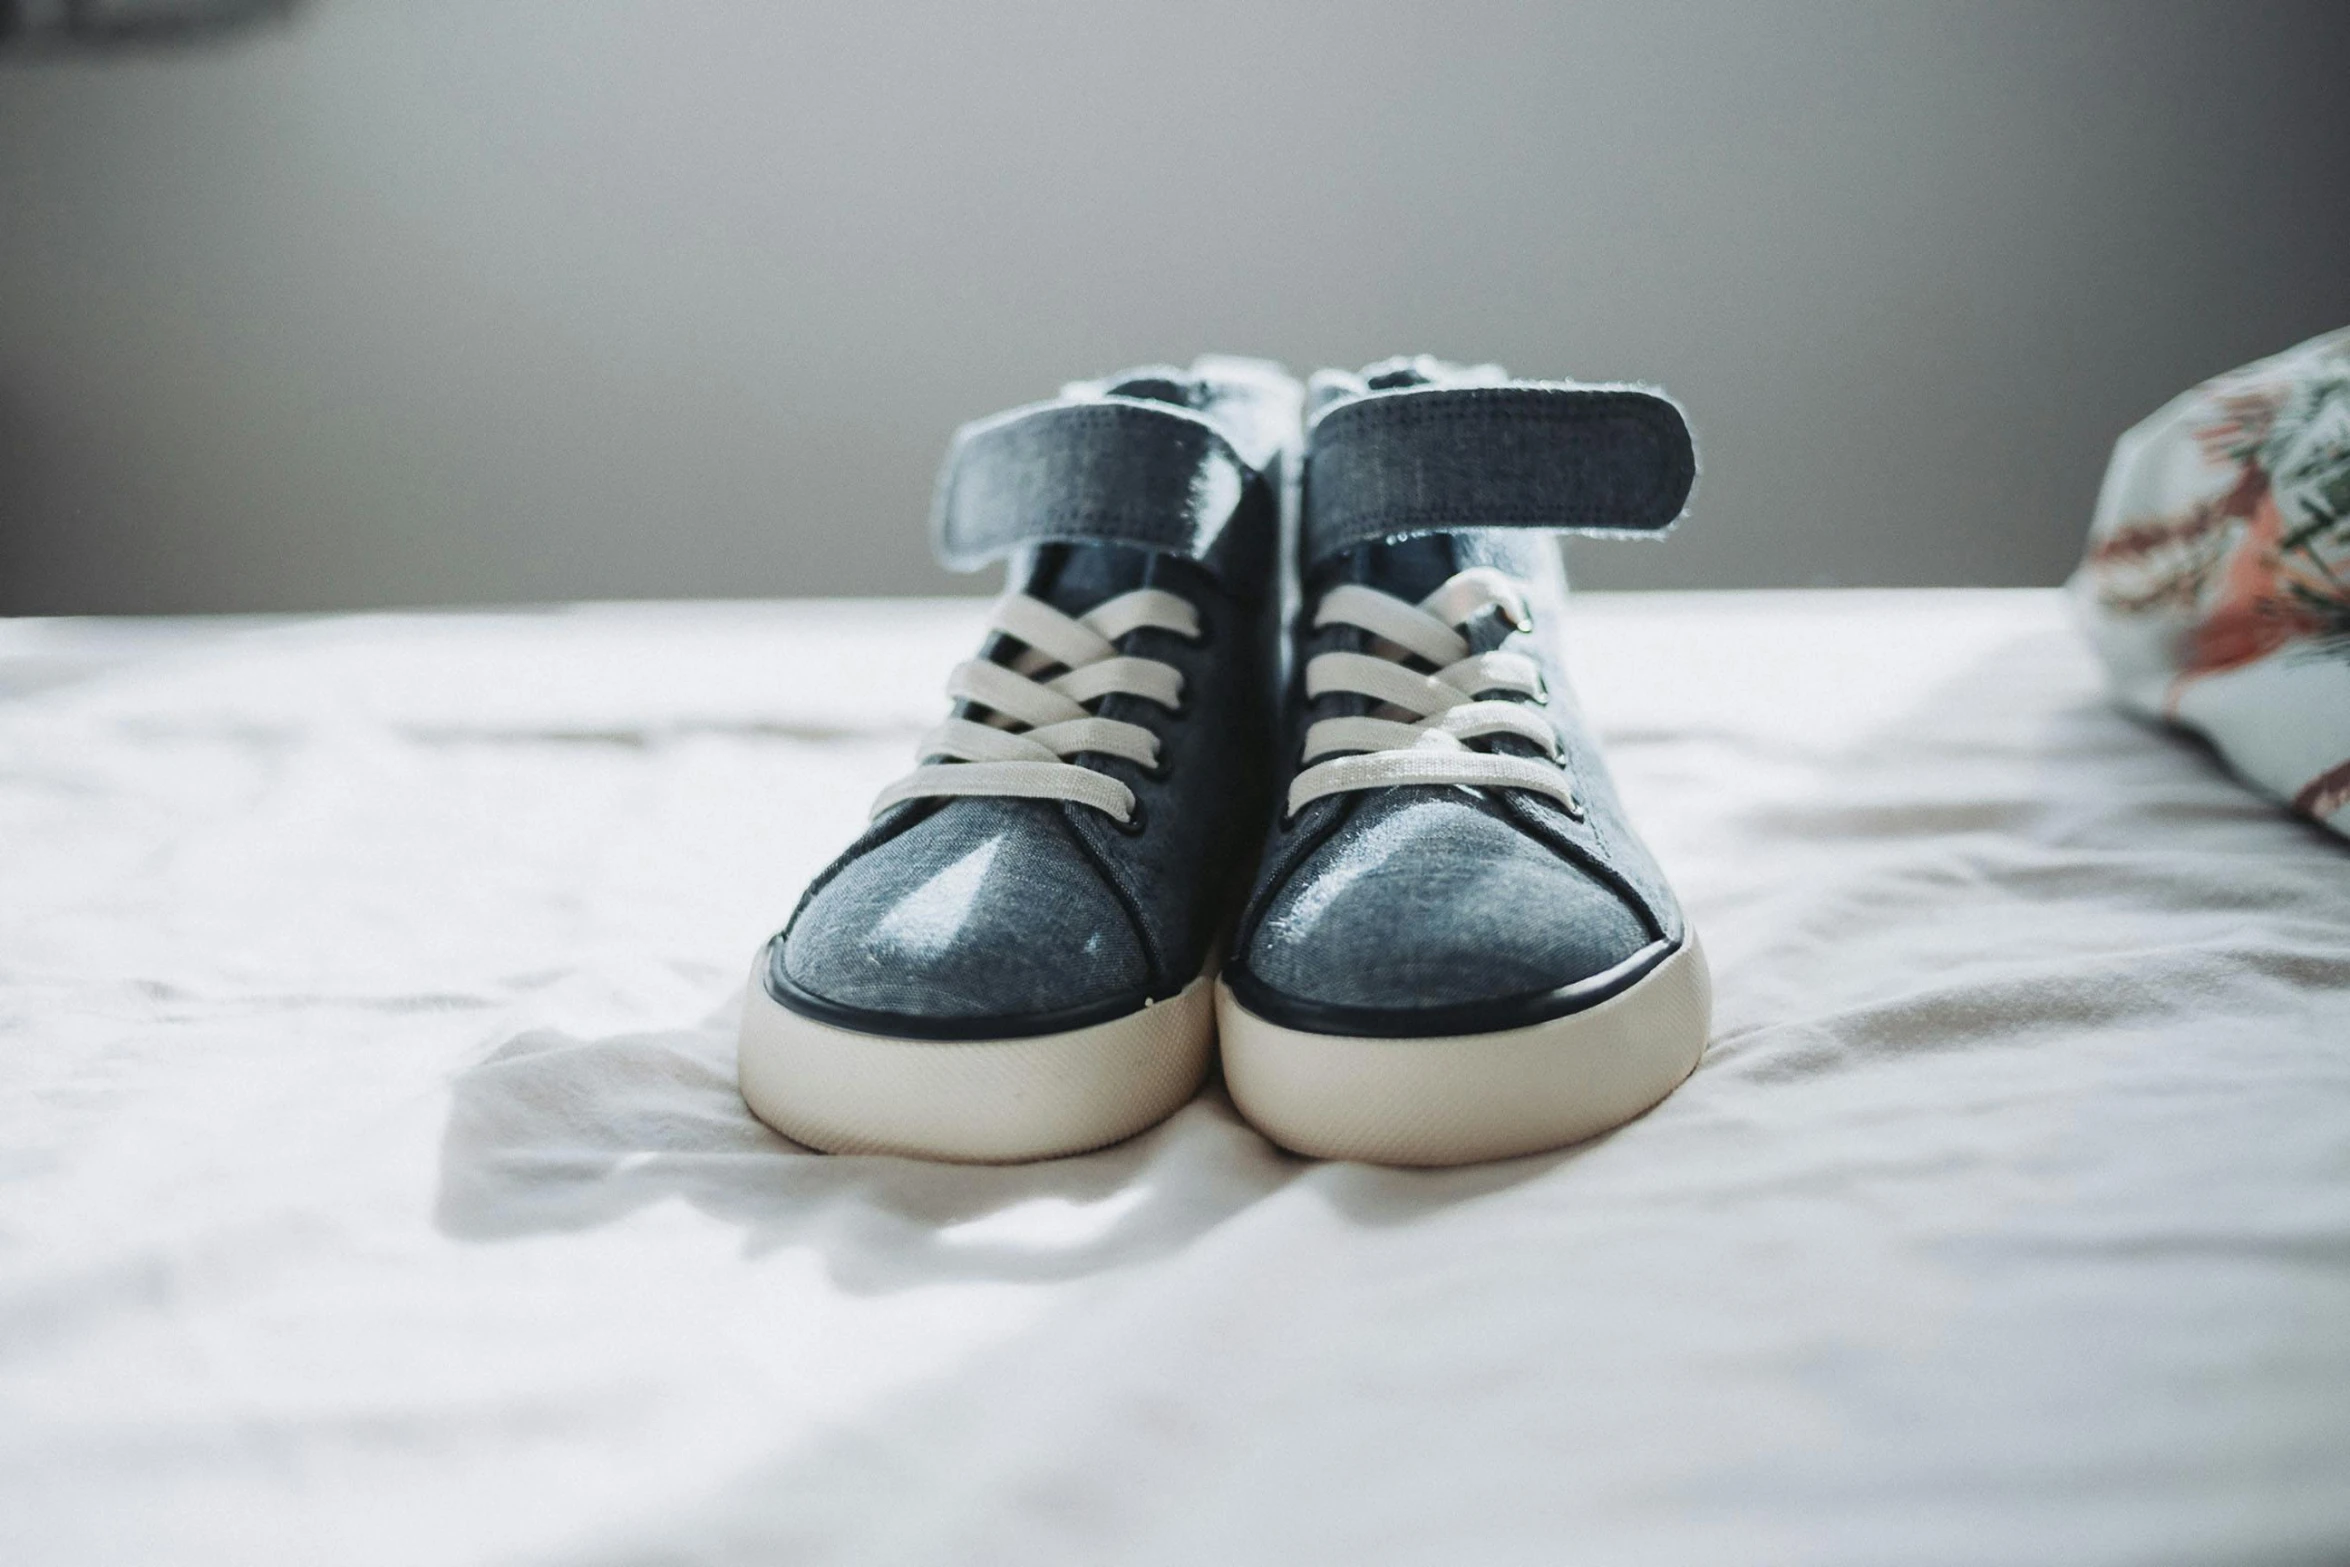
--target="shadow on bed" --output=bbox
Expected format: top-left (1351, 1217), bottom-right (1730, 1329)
top-left (432, 999), bottom-right (1576, 1292)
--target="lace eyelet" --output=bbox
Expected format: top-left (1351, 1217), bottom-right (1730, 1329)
top-left (1113, 797), bottom-right (1149, 835)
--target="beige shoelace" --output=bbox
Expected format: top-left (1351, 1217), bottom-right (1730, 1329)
top-left (1287, 566), bottom-right (1582, 820)
top-left (871, 588), bottom-right (1198, 825)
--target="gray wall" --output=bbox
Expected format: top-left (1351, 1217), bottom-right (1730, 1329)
top-left (4, 0), bottom-right (2349, 614)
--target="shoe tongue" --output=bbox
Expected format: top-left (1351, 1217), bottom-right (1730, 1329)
top-left (1346, 533), bottom-right (1460, 604)
top-left (1030, 540), bottom-right (1152, 615)
top-left (1321, 361), bottom-right (1465, 605)
top-left (1014, 373), bottom-right (1205, 615)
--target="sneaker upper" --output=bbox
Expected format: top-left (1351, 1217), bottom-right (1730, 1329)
top-left (768, 358), bottom-right (1300, 1038)
top-left (1224, 357), bottom-right (1698, 1037)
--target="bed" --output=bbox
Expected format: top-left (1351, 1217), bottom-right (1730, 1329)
top-left (5, 589), bottom-right (2346, 1565)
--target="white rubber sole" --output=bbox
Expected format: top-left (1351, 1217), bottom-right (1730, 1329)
top-left (1218, 935), bottom-right (1711, 1166)
top-left (737, 964), bottom-right (1216, 1163)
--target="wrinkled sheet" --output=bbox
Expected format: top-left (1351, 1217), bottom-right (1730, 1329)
top-left (3, 590), bottom-right (2346, 1567)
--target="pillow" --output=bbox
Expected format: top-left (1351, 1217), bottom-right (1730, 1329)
top-left (2071, 326), bottom-right (2350, 838)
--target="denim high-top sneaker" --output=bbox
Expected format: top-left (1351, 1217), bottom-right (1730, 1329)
top-left (1218, 357), bottom-right (1709, 1166)
top-left (739, 358), bottom-right (1300, 1162)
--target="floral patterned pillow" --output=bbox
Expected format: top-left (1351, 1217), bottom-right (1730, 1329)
top-left (2072, 326), bottom-right (2350, 837)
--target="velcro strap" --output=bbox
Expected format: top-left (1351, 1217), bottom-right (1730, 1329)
top-left (1303, 385), bottom-right (1695, 564)
top-left (932, 397), bottom-right (1259, 573)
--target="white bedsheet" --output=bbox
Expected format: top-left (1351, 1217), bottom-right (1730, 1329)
top-left (4, 590), bottom-right (2346, 1566)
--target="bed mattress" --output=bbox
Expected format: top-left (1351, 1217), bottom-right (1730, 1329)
top-left (4, 589), bottom-right (2346, 1565)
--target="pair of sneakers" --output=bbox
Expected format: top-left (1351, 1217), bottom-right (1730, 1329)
top-left (737, 356), bottom-right (1709, 1167)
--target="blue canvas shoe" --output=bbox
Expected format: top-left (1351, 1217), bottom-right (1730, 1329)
top-left (1218, 358), bottom-right (1710, 1166)
top-left (739, 358), bottom-right (1300, 1161)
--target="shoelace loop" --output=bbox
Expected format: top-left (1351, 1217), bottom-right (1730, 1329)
top-left (871, 587), bottom-right (1199, 825)
top-left (1287, 567), bottom-right (1582, 820)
